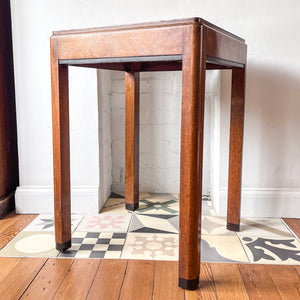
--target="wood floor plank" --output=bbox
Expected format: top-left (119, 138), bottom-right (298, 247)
top-left (0, 257), bottom-right (46, 299)
top-left (21, 258), bottom-right (73, 299)
top-left (0, 213), bottom-right (37, 250)
top-left (0, 211), bottom-right (17, 231)
top-left (283, 218), bottom-right (300, 239)
top-left (0, 257), bottom-right (23, 282)
top-left (295, 265), bottom-right (300, 275)
top-left (119, 260), bottom-right (155, 300)
top-left (239, 264), bottom-right (281, 299)
top-left (211, 263), bottom-right (249, 300)
top-left (87, 259), bottom-right (127, 300)
top-left (266, 265), bottom-right (300, 299)
top-left (185, 263), bottom-right (217, 300)
top-left (53, 259), bottom-right (100, 299)
top-left (153, 261), bottom-right (184, 300)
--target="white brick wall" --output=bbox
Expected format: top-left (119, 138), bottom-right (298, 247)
top-left (97, 70), bottom-right (113, 207)
top-left (107, 70), bottom-right (220, 195)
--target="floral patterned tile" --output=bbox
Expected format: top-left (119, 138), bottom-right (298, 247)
top-left (237, 218), bottom-right (293, 238)
top-left (129, 214), bottom-right (178, 234)
top-left (121, 233), bottom-right (178, 260)
top-left (76, 214), bottom-right (132, 232)
top-left (201, 216), bottom-right (236, 236)
top-left (0, 231), bottom-right (59, 258)
top-left (22, 214), bottom-right (83, 232)
top-left (201, 235), bottom-right (249, 263)
top-left (240, 236), bottom-right (300, 265)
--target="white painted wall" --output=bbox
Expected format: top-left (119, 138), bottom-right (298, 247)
top-left (11, 0), bottom-right (300, 217)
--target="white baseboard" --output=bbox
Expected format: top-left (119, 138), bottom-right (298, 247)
top-left (217, 188), bottom-right (300, 218)
top-left (15, 186), bottom-right (101, 214)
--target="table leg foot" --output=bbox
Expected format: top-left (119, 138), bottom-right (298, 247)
top-left (56, 240), bottom-right (71, 252)
top-left (125, 202), bottom-right (139, 211)
top-left (227, 222), bottom-right (240, 232)
top-left (179, 277), bottom-right (199, 290)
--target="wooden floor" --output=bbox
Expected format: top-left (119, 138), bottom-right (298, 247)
top-left (0, 213), bottom-right (299, 299)
top-left (0, 257), bottom-right (300, 299)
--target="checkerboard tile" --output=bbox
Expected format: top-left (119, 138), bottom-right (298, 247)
top-left (59, 232), bottom-right (126, 259)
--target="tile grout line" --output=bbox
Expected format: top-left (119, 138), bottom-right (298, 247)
top-left (236, 234), bottom-right (251, 264)
top-left (119, 210), bottom-right (134, 259)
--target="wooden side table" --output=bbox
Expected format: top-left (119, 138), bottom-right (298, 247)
top-left (50, 18), bottom-right (247, 290)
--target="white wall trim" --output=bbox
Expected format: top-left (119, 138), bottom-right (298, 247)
top-left (217, 188), bottom-right (300, 218)
top-left (15, 186), bottom-right (100, 214)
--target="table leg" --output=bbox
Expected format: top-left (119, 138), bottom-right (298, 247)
top-left (125, 71), bottom-right (140, 211)
top-left (179, 25), bottom-right (206, 290)
top-left (227, 67), bottom-right (246, 231)
top-left (51, 38), bottom-right (71, 251)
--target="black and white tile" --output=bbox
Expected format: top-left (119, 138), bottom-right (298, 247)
top-left (59, 232), bottom-right (127, 259)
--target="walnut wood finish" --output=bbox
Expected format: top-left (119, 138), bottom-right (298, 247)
top-left (125, 70), bottom-right (140, 211)
top-left (227, 67), bottom-right (246, 231)
top-left (0, 0), bottom-right (19, 218)
top-left (50, 18), bottom-right (247, 290)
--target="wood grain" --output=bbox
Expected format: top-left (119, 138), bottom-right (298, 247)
top-left (283, 218), bottom-right (300, 239)
top-left (153, 261), bottom-right (184, 299)
top-left (125, 70), bottom-right (140, 210)
top-left (227, 67), bottom-right (246, 231)
top-left (206, 27), bottom-right (247, 65)
top-left (53, 259), bottom-right (100, 299)
top-left (21, 258), bottom-right (73, 299)
top-left (0, 251), bottom-right (298, 299)
top-left (88, 259), bottom-right (127, 299)
top-left (211, 263), bottom-right (249, 299)
top-left (266, 265), bottom-right (300, 299)
top-left (0, 258), bottom-right (46, 299)
top-left (51, 36), bottom-right (71, 248)
top-left (185, 263), bottom-right (217, 300)
top-left (239, 264), bottom-right (281, 299)
top-left (0, 213), bottom-right (37, 249)
top-left (0, 257), bottom-right (22, 282)
top-left (178, 24), bottom-right (204, 288)
top-left (57, 27), bottom-right (184, 60)
top-left (119, 260), bottom-right (155, 300)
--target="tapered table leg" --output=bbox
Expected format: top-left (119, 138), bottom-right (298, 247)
top-left (178, 25), bottom-right (206, 290)
top-left (227, 67), bottom-right (246, 231)
top-left (51, 38), bottom-right (71, 251)
top-left (125, 71), bottom-right (140, 211)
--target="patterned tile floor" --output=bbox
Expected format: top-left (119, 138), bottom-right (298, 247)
top-left (0, 193), bottom-right (300, 265)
